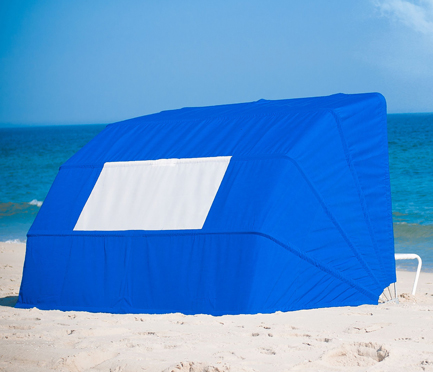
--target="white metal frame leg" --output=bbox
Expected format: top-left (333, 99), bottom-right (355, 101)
top-left (394, 253), bottom-right (423, 295)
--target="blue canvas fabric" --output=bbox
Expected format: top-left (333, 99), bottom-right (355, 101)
top-left (16, 93), bottom-right (396, 315)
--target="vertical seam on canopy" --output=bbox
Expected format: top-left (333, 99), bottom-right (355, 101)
top-left (378, 99), bottom-right (396, 283)
top-left (281, 156), bottom-right (382, 292)
top-left (121, 238), bottom-right (133, 311)
top-left (59, 236), bottom-right (73, 306)
top-left (330, 110), bottom-right (386, 285)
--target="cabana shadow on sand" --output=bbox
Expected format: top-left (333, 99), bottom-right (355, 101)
top-left (17, 93), bottom-right (395, 315)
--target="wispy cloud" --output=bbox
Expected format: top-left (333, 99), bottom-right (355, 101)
top-left (374, 0), bottom-right (433, 34)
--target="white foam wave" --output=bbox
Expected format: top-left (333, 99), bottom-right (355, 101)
top-left (4, 239), bottom-right (26, 244)
top-left (28, 199), bottom-right (43, 207)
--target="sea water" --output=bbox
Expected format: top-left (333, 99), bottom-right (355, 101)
top-left (0, 125), bottom-right (106, 242)
top-left (0, 116), bottom-right (432, 271)
top-left (388, 114), bottom-right (433, 271)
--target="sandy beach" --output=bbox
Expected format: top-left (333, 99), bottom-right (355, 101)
top-left (1, 242), bottom-right (432, 372)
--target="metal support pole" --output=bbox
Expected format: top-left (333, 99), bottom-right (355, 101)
top-left (395, 253), bottom-right (423, 295)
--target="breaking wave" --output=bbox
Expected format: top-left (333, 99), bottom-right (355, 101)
top-left (4, 239), bottom-right (26, 244)
top-left (28, 199), bottom-right (43, 207)
top-left (393, 222), bottom-right (433, 241)
top-left (393, 222), bottom-right (433, 271)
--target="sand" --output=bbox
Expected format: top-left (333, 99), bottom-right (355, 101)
top-left (1, 242), bottom-right (432, 372)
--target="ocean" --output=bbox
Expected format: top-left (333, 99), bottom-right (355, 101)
top-left (0, 125), bottom-right (106, 242)
top-left (1, 115), bottom-right (432, 271)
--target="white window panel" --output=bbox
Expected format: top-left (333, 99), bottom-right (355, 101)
top-left (74, 156), bottom-right (231, 231)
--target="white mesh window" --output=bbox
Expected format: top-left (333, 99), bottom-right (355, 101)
top-left (74, 156), bottom-right (231, 231)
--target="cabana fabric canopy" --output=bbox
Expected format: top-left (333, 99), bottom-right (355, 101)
top-left (17, 93), bottom-right (396, 315)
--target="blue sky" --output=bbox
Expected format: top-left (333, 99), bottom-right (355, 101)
top-left (1, 0), bottom-right (433, 124)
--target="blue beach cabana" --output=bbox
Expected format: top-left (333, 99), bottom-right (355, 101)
top-left (17, 93), bottom-right (396, 315)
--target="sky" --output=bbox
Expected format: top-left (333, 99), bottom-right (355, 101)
top-left (1, 0), bottom-right (433, 125)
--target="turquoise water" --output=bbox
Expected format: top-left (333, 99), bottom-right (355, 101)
top-left (388, 114), bottom-right (433, 271)
top-left (1, 116), bottom-right (432, 270)
top-left (0, 125), bottom-right (106, 241)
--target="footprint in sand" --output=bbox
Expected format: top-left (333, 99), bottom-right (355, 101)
top-left (345, 322), bottom-right (390, 334)
top-left (321, 342), bottom-right (389, 367)
top-left (109, 367), bottom-right (124, 372)
top-left (8, 324), bottom-right (34, 330)
top-left (421, 359), bottom-right (433, 367)
top-left (137, 331), bottom-right (156, 336)
top-left (53, 350), bottom-right (118, 371)
top-left (259, 347), bottom-right (276, 355)
top-left (164, 344), bottom-right (179, 349)
top-left (259, 324), bottom-right (271, 330)
top-left (213, 351), bottom-right (245, 361)
top-left (162, 361), bottom-right (231, 372)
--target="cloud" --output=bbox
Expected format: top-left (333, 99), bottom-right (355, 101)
top-left (374, 0), bottom-right (433, 34)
